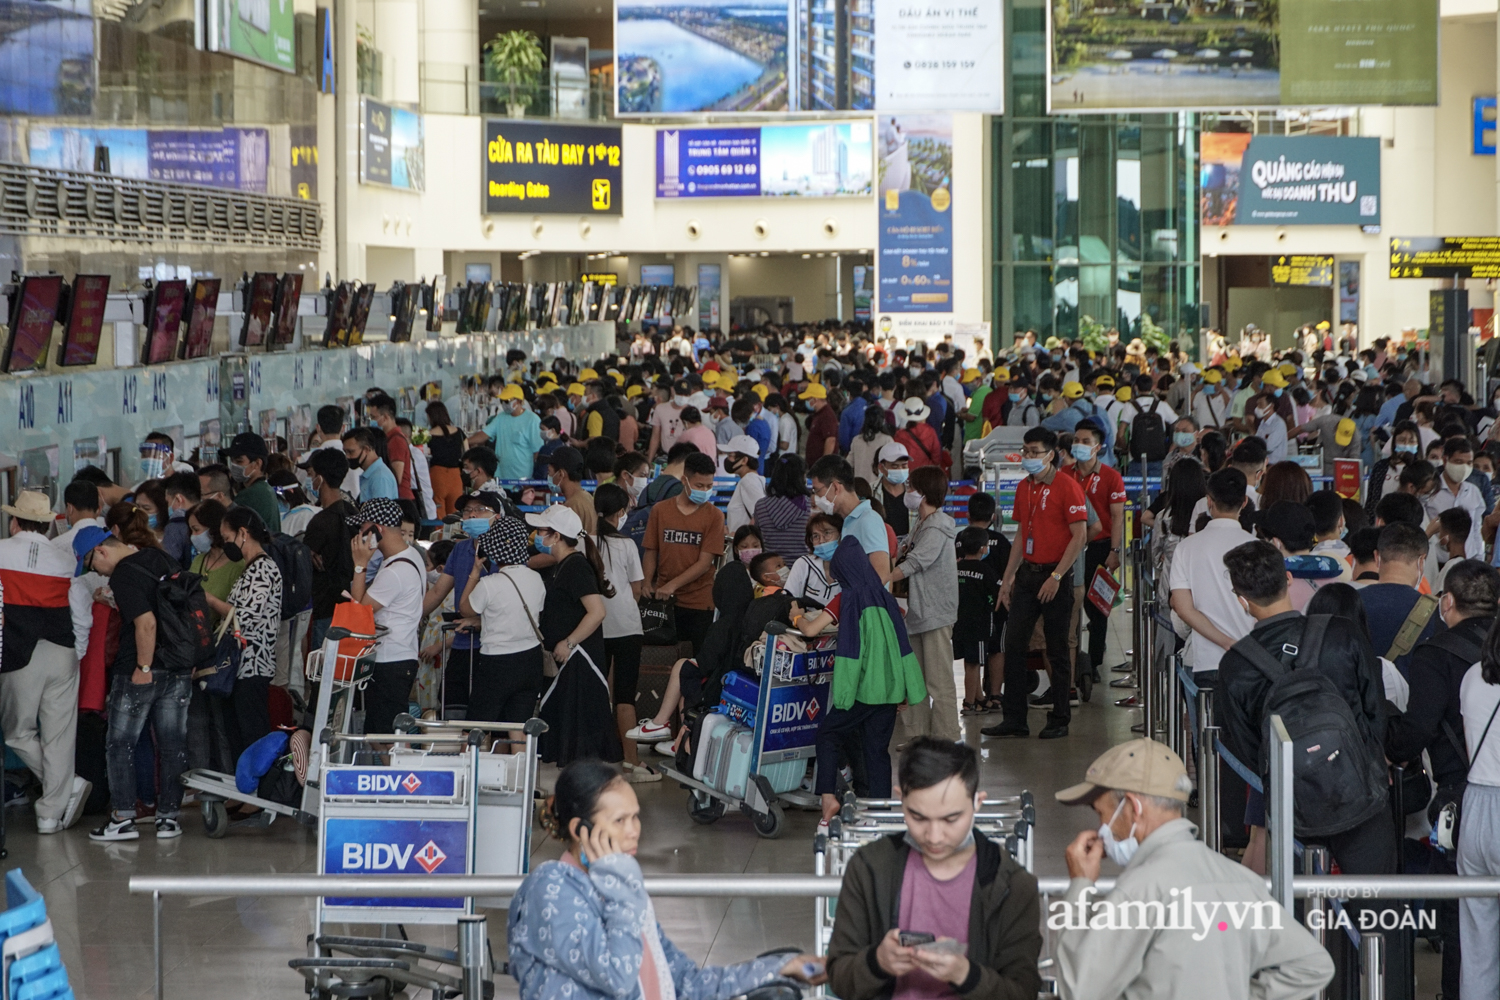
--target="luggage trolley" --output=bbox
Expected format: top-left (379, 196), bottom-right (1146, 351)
top-left (657, 622), bottom-right (831, 839)
top-left (181, 625), bottom-right (380, 838)
top-left (811, 793), bottom-right (1036, 961)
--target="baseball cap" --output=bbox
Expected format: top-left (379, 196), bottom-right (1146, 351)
top-left (1178, 362), bottom-right (1200, 377)
top-left (1335, 417), bottom-right (1357, 447)
top-left (751, 383), bottom-right (769, 400)
top-left (443, 491), bottom-right (505, 523)
top-left (1061, 382), bottom-right (1084, 400)
top-left (546, 445), bottom-right (586, 478)
top-left (993, 367), bottom-right (1010, 381)
top-left (566, 383), bottom-right (586, 396)
top-left (1261, 369), bottom-right (1288, 389)
top-left (1094, 374), bottom-right (1115, 390)
top-left (224, 432), bottom-right (268, 462)
top-left (798, 383), bottom-right (827, 400)
top-left (1278, 361), bottom-right (1299, 378)
top-left (579, 368), bottom-right (599, 381)
top-left (1056, 738), bottom-right (1192, 805)
top-left (537, 370), bottom-right (558, 384)
top-left (962, 367), bottom-right (981, 383)
top-left (1223, 356), bottom-right (1244, 371)
top-left (346, 497), bottom-right (405, 529)
top-left (526, 503), bottom-right (584, 540)
top-left (72, 525), bottom-right (113, 577)
top-left (1316, 320), bottom-right (1331, 330)
top-left (626, 384), bottom-right (644, 398)
top-left (498, 384), bottom-right (524, 401)
top-left (878, 442), bottom-right (910, 464)
top-left (723, 434), bottom-right (760, 459)
top-left (1115, 386), bottom-right (1133, 403)
top-left (706, 396), bottom-right (729, 411)
top-left (1259, 500), bottom-right (1316, 551)
top-left (1202, 369), bottom-right (1223, 384)
top-left (1350, 368), bottom-right (1369, 383)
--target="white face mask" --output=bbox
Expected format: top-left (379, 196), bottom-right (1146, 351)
top-left (1099, 795), bottom-right (1140, 867)
top-left (814, 489), bottom-right (836, 515)
top-left (1447, 462), bottom-right (1473, 484)
top-left (903, 490), bottom-right (923, 511)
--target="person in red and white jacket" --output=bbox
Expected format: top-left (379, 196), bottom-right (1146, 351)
top-left (0, 490), bottom-right (91, 832)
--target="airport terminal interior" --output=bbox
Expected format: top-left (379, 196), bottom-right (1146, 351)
top-left (5, 0), bottom-right (1500, 998)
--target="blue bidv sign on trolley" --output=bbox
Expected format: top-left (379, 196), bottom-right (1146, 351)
top-left (1231, 135), bottom-right (1381, 226)
top-left (323, 818), bottom-right (469, 909)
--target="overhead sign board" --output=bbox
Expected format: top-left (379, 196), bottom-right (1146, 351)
top-left (206, 0), bottom-right (296, 73)
top-left (1204, 136), bottom-right (1380, 226)
top-left (1271, 255), bottom-right (1334, 287)
top-left (1389, 237), bottom-right (1500, 279)
top-left (483, 120), bottom-right (622, 215)
top-left (360, 98), bottom-right (424, 191)
top-left (871, 0), bottom-right (1003, 112)
top-left (656, 122), bottom-right (872, 199)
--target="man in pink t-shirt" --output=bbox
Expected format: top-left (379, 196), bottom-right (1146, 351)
top-left (646, 380), bottom-right (689, 459)
top-left (825, 739), bottom-right (1042, 1000)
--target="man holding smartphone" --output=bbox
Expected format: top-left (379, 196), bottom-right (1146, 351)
top-left (347, 498), bottom-right (426, 736)
top-left (826, 739), bottom-right (1041, 1000)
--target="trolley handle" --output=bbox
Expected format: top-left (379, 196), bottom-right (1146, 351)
top-left (393, 713), bottom-right (548, 737)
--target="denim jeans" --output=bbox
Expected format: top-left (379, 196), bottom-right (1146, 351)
top-left (105, 672), bottom-right (191, 819)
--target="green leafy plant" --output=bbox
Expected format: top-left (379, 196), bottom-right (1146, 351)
top-left (484, 30), bottom-right (545, 114)
top-left (1139, 313), bottom-right (1170, 354)
top-left (1079, 314), bottom-right (1108, 353)
top-left (356, 24), bottom-right (381, 97)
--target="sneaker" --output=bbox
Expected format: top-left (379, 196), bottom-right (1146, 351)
top-left (622, 763), bottom-right (662, 784)
top-left (154, 816), bottom-right (183, 839)
top-left (36, 817), bottom-right (60, 835)
top-left (3, 782), bottom-right (29, 809)
top-left (62, 776), bottom-right (92, 830)
top-left (1030, 690), bottom-right (1081, 707)
top-left (815, 819), bottom-right (830, 840)
top-left (89, 817), bottom-right (139, 842)
top-left (653, 741), bottom-right (678, 757)
top-left (625, 721), bottom-right (674, 742)
top-left (980, 720), bottom-right (1030, 739)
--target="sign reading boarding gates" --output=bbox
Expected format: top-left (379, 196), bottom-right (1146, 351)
top-left (1272, 255), bottom-right (1334, 287)
top-left (1235, 136), bottom-right (1381, 226)
top-left (1389, 237), bottom-right (1500, 279)
top-left (484, 120), bottom-right (622, 215)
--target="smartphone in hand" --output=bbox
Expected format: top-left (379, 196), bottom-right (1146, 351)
top-left (898, 931), bottom-right (936, 948)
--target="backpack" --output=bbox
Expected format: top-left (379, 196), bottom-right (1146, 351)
top-left (1231, 614), bottom-right (1389, 837)
top-left (266, 533), bottom-right (314, 621)
top-left (1129, 399), bottom-right (1168, 462)
top-left (153, 571), bottom-right (217, 674)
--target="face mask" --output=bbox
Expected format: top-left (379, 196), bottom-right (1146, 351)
top-left (623, 477), bottom-right (645, 501)
top-left (738, 547), bottom-right (762, 564)
top-left (191, 531), bottom-right (211, 554)
top-left (813, 540), bottom-right (839, 561)
top-left (142, 512), bottom-right (161, 530)
top-left (885, 468), bottom-right (909, 485)
top-left (688, 487), bottom-right (713, 506)
top-left (1039, 393), bottom-right (1053, 404)
top-left (276, 501), bottom-right (291, 519)
top-left (228, 462), bottom-right (249, 483)
top-left (1009, 392), bottom-right (1022, 403)
top-left (222, 540), bottom-right (245, 562)
top-left (903, 491), bottom-right (923, 511)
top-left (1272, 388), bottom-right (1284, 398)
top-left (774, 564), bottom-right (790, 585)
top-left (534, 536), bottom-right (551, 555)
top-left (1173, 431), bottom-right (1195, 449)
top-left (814, 491), bottom-right (836, 515)
top-left (1395, 443), bottom-right (1417, 455)
top-left (673, 395), bottom-right (690, 407)
top-left (462, 517), bottom-right (492, 538)
top-left (1070, 443), bottom-right (1094, 463)
top-left (1447, 462), bottom-right (1473, 483)
top-left (1256, 406), bottom-right (1273, 419)
top-left (542, 430), bottom-right (557, 443)
top-left (1099, 795), bottom-right (1140, 867)
top-left (140, 457), bottom-right (164, 479)
top-left (1020, 456), bottom-right (1047, 476)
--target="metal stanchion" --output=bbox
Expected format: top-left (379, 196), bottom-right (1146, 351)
top-left (1199, 687), bottom-right (1220, 852)
top-left (1268, 715), bottom-right (1296, 915)
top-left (1134, 579), bottom-right (1156, 736)
top-left (457, 914), bottom-right (488, 999)
top-left (1167, 652), bottom-right (1184, 759)
top-left (1115, 540), bottom-right (1143, 699)
top-left (1360, 932), bottom-right (1385, 1000)
top-left (1305, 846), bottom-right (1331, 1000)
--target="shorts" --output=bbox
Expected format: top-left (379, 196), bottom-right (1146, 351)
top-left (952, 635), bottom-right (988, 664)
top-left (365, 659), bottom-right (419, 736)
top-left (604, 634), bottom-right (644, 707)
top-left (469, 647), bottom-right (545, 724)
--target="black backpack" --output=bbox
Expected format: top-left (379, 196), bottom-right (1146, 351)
top-left (266, 533), bottom-right (314, 621)
top-left (1129, 398), bottom-right (1169, 462)
top-left (1231, 615), bottom-right (1389, 838)
top-left (153, 571), bottom-right (217, 674)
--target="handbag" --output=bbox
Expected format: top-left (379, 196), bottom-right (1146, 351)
top-left (639, 595), bottom-right (678, 646)
top-left (500, 570), bottom-right (555, 678)
top-left (195, 609), bottom-right (242, 698)
top-left (1430, 704), bottom-right (1500, 850)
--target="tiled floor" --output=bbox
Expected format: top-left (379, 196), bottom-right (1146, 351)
top-left (8, 600), bottom-right (1438, 998)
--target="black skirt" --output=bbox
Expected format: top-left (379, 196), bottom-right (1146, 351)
top-left (536, 642), bottom-right (623, 766)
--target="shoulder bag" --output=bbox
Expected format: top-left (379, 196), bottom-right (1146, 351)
top-left (499, 568), bottom-right (556, 677)
top-left (1425, 628), bottom-right (1500, 849)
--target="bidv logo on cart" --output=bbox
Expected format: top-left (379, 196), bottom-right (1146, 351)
top-left (763, 680), bottom-right (832, 753)
top-left (324, 769), bottom-right (457, 798)
top-left (324, 818), bottom-right (469, 909)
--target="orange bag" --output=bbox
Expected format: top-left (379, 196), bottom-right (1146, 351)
top-left (328, 601), bottom-right (378, 681)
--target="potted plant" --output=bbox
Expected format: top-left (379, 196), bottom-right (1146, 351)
top-left (485, 30), bottom-right (544, 118)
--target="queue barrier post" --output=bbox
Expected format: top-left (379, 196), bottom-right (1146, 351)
top-left (1136, 560), bottom-right (1156, 738)
top-left (458, 914), bottom-right (488, 999)
top-left (1360, 932), bottom-right (1385, 1000)
top-left (1198, 687), bottom-right (1221, 852)
top-left (1304, 845), bottom-right (1331, 1000)
top-left (1166, 652), bottom-right (1184, 761)
top-left (1268, 714), bottom-right (1296, 915)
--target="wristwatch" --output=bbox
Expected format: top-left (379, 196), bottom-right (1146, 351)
top-left (1050, 572), bottom-right (1063, 582)
top-left (353, 565), bottom-right (366, 574)
top-left (137, 664), bottom-right (152, 675)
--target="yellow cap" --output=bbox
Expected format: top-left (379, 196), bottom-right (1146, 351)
top-left (962, 367), bottom-right (981, 383)
top-left (567, 383), bottom-right (586, 396)
top-left (579, 368), bottom-right (599, 381)
top-left (751, 383), bottom-right (769, 400)
top-left (1316, 320), bottom-right (1331, 330)
top-left (1061, 382), bottom-right (1085, 399)
top-left (1223, 356), bottom-right (1243, 372)
top-left (798, 383), bottom-right (828, 400)
top-left (537, 371), bottom-right (558, 384)
top-left (1262, 369), bottom-right (1288, 389)
top-left (608, 369), bottom-right (625, 385)
top-left (1044, 336), bottom-right (1062, 349)
top-left (1278, 361), bottom-right (1298, 378)
top-left (507, 370), bottom-right (524, 383)
top-left (1335, 417), bottom-right (1356, 447)
top-left (626, 384), bottom-right (643, 398)
top-left (498, 384), bottom-right (524, 401)
top-left (993, 367), bottom-right (1010, 381)
top-left (1094, 375), bottom-right (1115, 390)
top-left (1203, 369), bottom-right (1223, 384)
top-left (719, 371), bottom-right (739, 389)
top-left (1115, 386), bottom-right (1133, 403)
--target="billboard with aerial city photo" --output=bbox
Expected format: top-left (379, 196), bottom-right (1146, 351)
top-left (616, 0), bottom-right (790, 113)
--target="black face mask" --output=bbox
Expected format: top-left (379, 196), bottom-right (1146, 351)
top-left (222, 539), bottom-right (245, 562)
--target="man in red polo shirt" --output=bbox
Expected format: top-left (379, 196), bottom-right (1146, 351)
top-left (1067, 419), bottom-right (1127, 684)
top-left (983, 426), bottom-right (1087, 741)
top-left (371, 394), bottom-right (419, 525)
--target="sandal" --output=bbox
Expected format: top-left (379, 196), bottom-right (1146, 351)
top-left (961, 701), bottom-right (983, 716)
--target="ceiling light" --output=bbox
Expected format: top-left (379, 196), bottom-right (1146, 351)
top-left (802, 254), bottom-right (811, 259)
top-left (760, 251), bottom-right (769, 257)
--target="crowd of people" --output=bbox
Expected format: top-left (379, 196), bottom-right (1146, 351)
top-left (4, 320), bottom-right (1500, 998)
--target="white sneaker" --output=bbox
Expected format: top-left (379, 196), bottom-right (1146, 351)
top-left (653, 742), bottom-right (678, 757)
top-left (89, 817), bottom-right (139, 842)
top-left (154, 816), bottom-right (183, 839)
top-left (36, 817), bottom-right (60, 835)
top-left (61, 776), bottom-right (92, 830)
top-left (625, 721), bottom-right (674, 742)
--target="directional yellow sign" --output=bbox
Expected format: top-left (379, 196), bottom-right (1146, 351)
top-left (1271, 254), bottom-right (1334, 287)
top-left (1389, 237), bottom-right (1500, 279)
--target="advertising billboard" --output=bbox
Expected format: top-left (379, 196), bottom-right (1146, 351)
top-left (207, 0), bottom-right (296, 73)
top-left (483, 120), bottom-right (622, 215)
top-left (877, 114), bottom-right (952, 320)
top-left (28, 125), bottom-right (271, 193)
top-left (361, 98), bottom-right (425, 191)
top-left (1200, 135), bottom-right (1379, 227)
top-left (0, 0), bottom-right (94, 116)
top-left (656, 122), bottom-right (871, 198)
top-left (1051, 0), bottom-right (1437, 112)
top-left (616, 0), bottom-right (789, 114)
top-left (871, 0), bottom-right (1002, 112)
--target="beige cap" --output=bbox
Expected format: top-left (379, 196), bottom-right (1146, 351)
top-left (1055, 738), bottom-right (1192, 805)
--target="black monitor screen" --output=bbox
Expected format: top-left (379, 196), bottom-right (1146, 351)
top-left (348, 283), bottom-right (376, 345)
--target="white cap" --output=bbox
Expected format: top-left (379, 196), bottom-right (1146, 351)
top-left (525, 503), bottom-right (584, 540)
top-left (746, 368), bottom-right (764, 381)
top-left (1179, 362), bottom-right (1200, 376)
top-left (878, 442), bottom-right (910, 463)
top-left (723, 434), bottom-right (760, 458)
top-left (1351, 368), bottom-right (1369, 382)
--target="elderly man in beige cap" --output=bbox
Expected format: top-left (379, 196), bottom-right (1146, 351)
top-left (1052, 739), bottom-right (1333, 1000)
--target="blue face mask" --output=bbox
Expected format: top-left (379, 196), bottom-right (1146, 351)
top-left (147, 513), bottom-right (162, 530)
top-left (885, 468), bottom-right (909, 485)
top-left (688, 488), bottom-right (713, 505)
top-left (1039, 393), bottom-right (1053, 404)
top-left (1070, 443), bottom-right (1094, 463)
top-left (1008, 392), bottom-right (1022, 403)
top-left (276, 502), bottom-right (290, 519)
top-left (813, 540), bottom-right (839, 561)
top-left (191, 531), bottom-right (211, 554)
top-left (1173, 431), bottom-right (1196, 448)
top-left (1273, 388), bottom-right (1283, 397)
top-left (1395, 443), bottom-right (1418, 455)
top-left (1021, 456), bottom-right (1048, 475)
top-left (534, 537), bottom-right (551, 555)
top-left (462, 517), bottom-right (491, 538)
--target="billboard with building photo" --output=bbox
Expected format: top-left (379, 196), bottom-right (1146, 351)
top-left (877, 114), bottom-right (953, 339)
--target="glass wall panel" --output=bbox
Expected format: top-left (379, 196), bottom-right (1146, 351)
top-left (1011, 122), bottom-right (1052, 261)
top-left (1014, 265), bottom-right (1056, 341)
